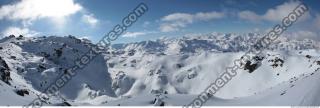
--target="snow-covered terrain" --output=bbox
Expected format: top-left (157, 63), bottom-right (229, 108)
top-left (0, 33), bottom-right (320, 106)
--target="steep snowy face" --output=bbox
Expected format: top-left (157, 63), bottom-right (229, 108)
top-left (0, 35), bottom-right (115, 102)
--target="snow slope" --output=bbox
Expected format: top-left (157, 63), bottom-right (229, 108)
top-left (103, 69), bottom-right (320, 106)
top-left (0, 33), bottom-right (320, 106)
top-left (103, 33), bottom-right (320, 106)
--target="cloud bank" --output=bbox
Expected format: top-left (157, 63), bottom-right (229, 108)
top-left (159, 11), bottom-right (225, 32)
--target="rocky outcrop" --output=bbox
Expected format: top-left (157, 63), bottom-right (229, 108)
top-left (0, 56), bottom-right (11, 85)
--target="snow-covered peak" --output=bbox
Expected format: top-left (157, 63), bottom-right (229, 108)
top-left (112, 33), bottom-right (320, 55)
top-left (0, 35), bottom-right (115, 105)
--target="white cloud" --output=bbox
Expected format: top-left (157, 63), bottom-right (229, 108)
top-left (238, 10), bottom-right (261, 22)
top-left (160, 21), bottom-right (188, 32)
top-left (194, 12), bottom-right (225, 21)
top-left (159, 11), bottom-right (225, 32)
top-left (82, 14), bottom-right (99, 27)
top-left (2, 27), bottom-right (39, 37)
top-left (0, 0), bottom-right (83, 26)
top-left (162, 13), bottom-right (194, 23)
top-left (263, 1), bottom-right (300, 22)
top-left (122, 32), bottom-right (147, 38)
top-left (238, 1), bottom-right (310, 22)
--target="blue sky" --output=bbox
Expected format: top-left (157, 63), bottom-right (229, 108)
top-left (0, 0), bottom-right (320, 43)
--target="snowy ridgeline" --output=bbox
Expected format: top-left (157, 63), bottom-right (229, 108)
top-left (0, 33), bottom-right (320, 106)
top-left (111, 33), bottom-right (319, 54)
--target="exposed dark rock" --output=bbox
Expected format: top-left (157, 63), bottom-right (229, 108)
top-left (0, 58), bottom-right (9, 69)
top-left (306, 55), bottom-right (312, 59)
top-left (0, 69), bottom-right (11, 85)
top-left (16, 35), bottom-right (23, 40)
top-left (150, 98), bottom-right (157, 104)
top-left (151, 97), bottom-right (165, 106)
top-left (176, 63), bottom-right (184, 69)
top-left (37, 64), bottom-right (46, 73)
top-left (10, 56), bottom-right (16, 60)
top-left (148, 70), bottom-right (155, 76)
top-left (9, 35), bottom-right (15, 38)
top-left (280, 91), bottom-right (286, 96)
top-left (38, 64), bottom-right (46, 70)
top-left (271, 64), bottom-right (278, 68)
top-left (156, 69), bottom-right (162, 74)
top-left (108, 63), bottom-right (115, 68)
top-left (128, 50), bottom-right (135, 56)
top-left (130, 59), bottom-right (137, 63)
top-left (187, 72), bottom-right (197, 79)
top-left (159, 102), bottom-right (165, 106)
top-left (0, 57), bottom-right (11, 85)
top-left (244, 61), bottom-right (259, 73)
top-left (290, 85), bottom-right (295, 88)
top-left (164, 91), bottom-right (168, 94)
top-left (63, 69), bottom-right (69, 74)
top-left (63, 102), bottom-right (71, 106)
top-left (269, 57), bottom-right (284, 68)
top-left (15, 89), bottom-right (29, 96)
top-left (54, 48), bottom-right (63, 58)
top-left (253, 56), bottom-right (264, 61)
top-left (207, 93), bottom-right (213, 98)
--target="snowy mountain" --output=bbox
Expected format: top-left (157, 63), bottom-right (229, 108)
top-left (0, 35), bottom-right (115, 106)
top-left (0, 33), bottom-right (320, 106)
top-left (112, 33), bottom-right (319, 54)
